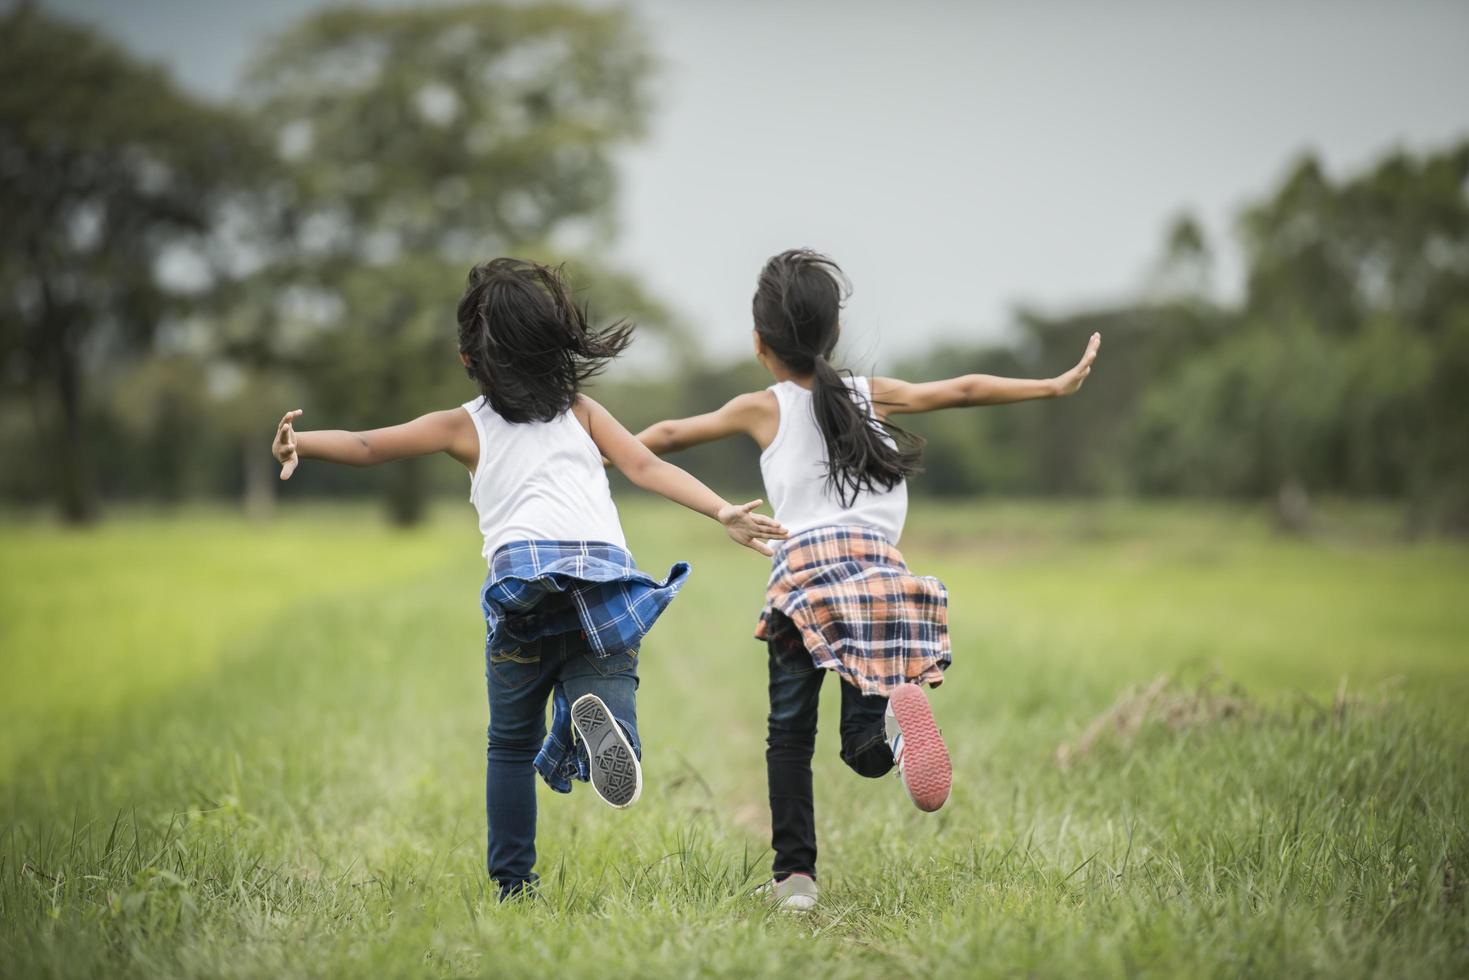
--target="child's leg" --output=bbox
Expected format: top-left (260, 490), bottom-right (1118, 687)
top-left (558, 639), bottom-right (640, 740)
top-left (486, 634), bottom-right (562, 899)
top-left (559, 636), bottom-right (642, 808)
top-left (837, 682), bottom-right (896, 778)
top-left (766, 638), bottom-right (824, 880)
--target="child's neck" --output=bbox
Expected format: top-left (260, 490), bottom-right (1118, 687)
top-left (766, 359), bottom-right (814, 390)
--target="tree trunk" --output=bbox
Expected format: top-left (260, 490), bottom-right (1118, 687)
top-left (242, 438), bottom-right (275, 521)
top-left (384, 456), bottom-right (427, 527)
top-left (1273, 478), bottom-right (1311, 535)
top-left (53, 321), bottom-right (95, 524)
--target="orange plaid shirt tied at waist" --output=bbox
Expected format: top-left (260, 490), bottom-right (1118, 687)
top-left (755, 524), bottom-right (951, 698)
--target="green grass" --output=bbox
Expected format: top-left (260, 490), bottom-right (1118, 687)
top-left (1, 500), bottom-right (1466, 978)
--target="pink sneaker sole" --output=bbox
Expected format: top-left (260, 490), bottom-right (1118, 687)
top-left (890, 684), bottom-right (952, 812)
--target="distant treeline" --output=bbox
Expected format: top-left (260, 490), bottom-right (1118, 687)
top-left (2, 6), bottom-right (1466, 532)
top-left (603, 142), bottom-right (1469, 534)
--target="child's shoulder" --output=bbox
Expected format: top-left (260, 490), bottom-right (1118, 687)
top-left (725, 389), bottom-right (780, 429)
top-left (727, 389), bottom-right (780, 448)
top-left (731, 388), bottom-right (780, 411)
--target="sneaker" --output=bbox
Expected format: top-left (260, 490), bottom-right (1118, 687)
top-left (756, 872), bottom-right (818, 912)
top-left (570, 693), bottom-right (642, 808)
top-left (886, 684), bottom-right (952, 812)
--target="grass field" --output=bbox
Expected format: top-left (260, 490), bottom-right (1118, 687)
top-left (1, 500), bottom-right (1466, 978)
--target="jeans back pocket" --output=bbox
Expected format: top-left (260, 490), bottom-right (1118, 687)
top-left (587, 648), bottom-right (639, 678)
top-left (489, 644), bottom-right (541, 691)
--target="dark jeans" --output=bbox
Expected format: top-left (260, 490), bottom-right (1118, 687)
top-left (766, 638), bottom-right (894, 880)
top-left (485, 630), bottom-right (640, 899)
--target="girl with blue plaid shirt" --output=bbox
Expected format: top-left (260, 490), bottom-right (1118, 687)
top-left (270, 258), bottom-right (785, 900)
top-left (636, 249), bottom-right (1101, 910)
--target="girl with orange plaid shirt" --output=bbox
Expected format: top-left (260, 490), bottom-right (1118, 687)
top-left (636, 249), bottom-right (1100, 910)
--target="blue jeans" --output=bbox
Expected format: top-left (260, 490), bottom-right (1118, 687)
top-left (766, 638), bottom-right (894, 880)
top-left (485, 630), bottom-right (640, 899)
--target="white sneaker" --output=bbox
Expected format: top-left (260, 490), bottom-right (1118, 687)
top-left (755, 873), bottom-right (818, 912)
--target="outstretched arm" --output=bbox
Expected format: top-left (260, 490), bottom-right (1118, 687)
top-left (872, 333), bottom-right (1100, 417)
top-left (577, 396), bottom-right (786, 556)
top-left (271, 408), bottom-right (478, 479)
top-left (635, 390), bottom-right (779, 455)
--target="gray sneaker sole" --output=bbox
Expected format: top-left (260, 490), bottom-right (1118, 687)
top-left (570, 694), bottom-right (642, 808)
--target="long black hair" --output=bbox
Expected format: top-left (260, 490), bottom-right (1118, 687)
top-left (752, 249), bottom-right (923, 506)
top-left (456, 258), bottom-right (634, 423)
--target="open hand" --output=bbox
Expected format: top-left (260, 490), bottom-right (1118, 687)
top-left (1053, 332), bottom-right (1101, 397)
top-left (273, 409), bottom-right (303, 480)
top-left (717, 499), bottom-right (789, 557)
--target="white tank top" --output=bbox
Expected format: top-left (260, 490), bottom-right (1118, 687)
top-left (759, 377), bottom-right (908, 545)
top-left (462, 398), bottom-right (626, 562)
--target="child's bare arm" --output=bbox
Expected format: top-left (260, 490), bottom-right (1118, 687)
top-left (872, 333), bottom-right (1100, 417)
top-left (635, 391), bottom-right (779, 455)
top-left (578, 397), bottom-right (786, 556)
top-left (272, 408), bottom-right (478, 479)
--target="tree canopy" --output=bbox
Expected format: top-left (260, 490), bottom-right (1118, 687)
top-left (0, 5), bottom-right (271, 521)
top-left (241, 1), bottom-right (661, 523)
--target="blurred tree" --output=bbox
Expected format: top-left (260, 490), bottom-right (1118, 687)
top-left (199, 275), bottom-right (308, 520)
top-left (1147, 211), bottom-right (1214, 302)
top-left (1130, 317), bottom-right (1348, 509)
top-left (1241, 147), bottom-right (1469, 334)
top-left (894, 141), bottom-right (1469, 533)
top-left (892, 306), bottom-right (1226, 499)
top-left (243, 1), bottom-right (665, 524)
top-left (0, 5), bottom-right (273, 522)
top-left (1138, 142), bottom-right (1469, 529)
top-left (103, 353), bottom-right (214, 502)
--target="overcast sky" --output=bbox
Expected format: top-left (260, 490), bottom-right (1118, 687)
top-left (45, 0), bottom-right (1469, 365)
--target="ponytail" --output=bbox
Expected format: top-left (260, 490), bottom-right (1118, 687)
top-left (754, 250), bottom-right (923, 507)
top-left (809, 354), bottom-right (922, 506)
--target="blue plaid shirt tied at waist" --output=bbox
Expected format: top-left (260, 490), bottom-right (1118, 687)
top-left (481, 540), bottom-right (689, 792)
